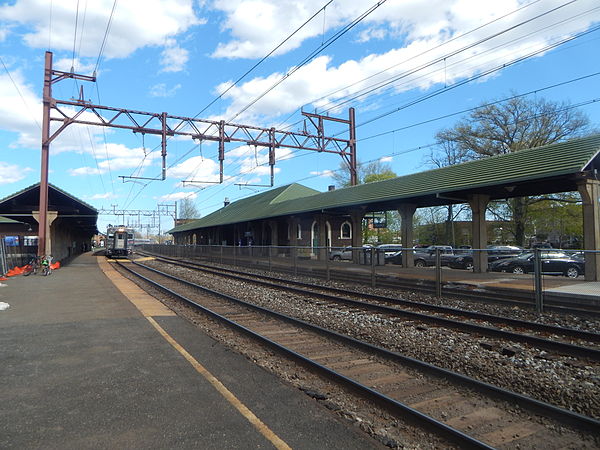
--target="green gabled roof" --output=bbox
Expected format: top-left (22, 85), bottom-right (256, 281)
top-left (168, 183), bottom-right (319, 233)
top-left (169, 134), bottom-right (600, 234)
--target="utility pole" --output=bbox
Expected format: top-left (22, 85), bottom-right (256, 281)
top-left (38, 51), bottom-right (357, 254)
top-left (39, 52), bottom-right (96, 257)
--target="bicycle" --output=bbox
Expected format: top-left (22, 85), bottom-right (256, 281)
top-left (41, 255), bottom-right (53, 276)
top-left (23, 256), bottom-right (40, 276)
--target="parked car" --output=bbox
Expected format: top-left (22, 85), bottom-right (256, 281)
top-left (447, 252), bottom-right (474, 270)
top-left (329, 246), bottom-right (354, 260)
top-left (377, 244), bottom-right (404, 265)
top-left (447, 245), bottom-right (524, 270)
top-left (489, 251), bottom-right (584, 278)
top-left (329, 245), bottom-right (372, 261)
top-left (413, 245), bottom-right (454, 267)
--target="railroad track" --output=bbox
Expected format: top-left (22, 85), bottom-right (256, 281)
top-left (137, 254), bottom-right (600, 360)
top-left (137, 250), bottom-right (600, 316)
top-left (116, 259), bottom-right (599, 449)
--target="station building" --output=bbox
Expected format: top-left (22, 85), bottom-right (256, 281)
top-left (169, 135), bottom-right (600, 280)
top-left (0, 183), bottom-right (98, 266)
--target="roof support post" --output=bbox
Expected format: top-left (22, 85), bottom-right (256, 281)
top-left (398, 204), bottom-right (417, 267)
top-left (577, 179), bottom-right (600, 281)
top-left (468, 194), bottom-right (490, 273)
top-left (289, 216), bottom-right (299, 247)
top-left (350, 208), bottom-right (365, 263)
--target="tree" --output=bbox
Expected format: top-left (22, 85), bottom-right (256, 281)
top-left (178, 198), bottom-right (199, 219)
top-left (331, 159), bottom-right (396, 187)
top-left (434, 96), bottom-right (590, 246)
top-left (424, 139), bottom-right (473, 245)
top-left (331, 159), bottom-right (399, 244)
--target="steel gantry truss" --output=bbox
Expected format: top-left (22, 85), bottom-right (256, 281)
top-left (98, 203), bottom-right (177, 235)
top-left (38, 51), bottom-right (357, 256)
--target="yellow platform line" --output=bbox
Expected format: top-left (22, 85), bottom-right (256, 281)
top-left (97, 257), bottom-right (175, 317)
top-left (147, 316), bottom-right (292, 450)
top-left (99, 257), bottom-right (291, 449)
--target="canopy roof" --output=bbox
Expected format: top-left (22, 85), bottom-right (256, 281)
top-left (170, 134), bottom-right (600, 234)
top-left (0, 183), bottom-right (98, 234)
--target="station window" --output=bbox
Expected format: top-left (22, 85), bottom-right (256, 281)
top-left (340, 221), bottom-right (352, 239)
top-left (296, 224), bottom-right (302, 240)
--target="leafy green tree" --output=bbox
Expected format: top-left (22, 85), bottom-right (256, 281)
top-left (331, 159), bottom-right (396, 187)
top-left (434, 95), bottom-right (590, 246)
top-left (331, 159), bottom-right (400, 244)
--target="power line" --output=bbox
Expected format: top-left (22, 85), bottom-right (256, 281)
top-left (354, 23), bottom-right (600, 131)
top-left (71, 0), bottom-right (80, 71)
top-left (193, 0), bottom-right (334, 119)
top-left (227, 0), bottom-right (388, 123)
top-left (319, 0), bottom-right (584, 116)
top-left (94, 0), bottom-right (118, 75)
top-left (0, 56), bottom-right (41, 131)
top-left (272, 0), bottom-right (546, 133)
top-left (359, 72), bottom-right (600, 141)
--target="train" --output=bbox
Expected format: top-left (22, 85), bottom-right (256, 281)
top-left (105, 226), bottom-right (134, 258)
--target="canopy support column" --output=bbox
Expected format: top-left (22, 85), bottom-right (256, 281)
top-left (468, 194), bottom-right (490, 273)
top-left (398, 204), bottom-right (417, 267)
top-left (578, 179), bottom-right (600, 281)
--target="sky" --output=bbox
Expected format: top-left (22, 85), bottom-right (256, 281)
top-left (1, 0), bottom-right (599, 235)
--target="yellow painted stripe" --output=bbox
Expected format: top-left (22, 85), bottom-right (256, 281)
top-left (97, 257), bottom-right (175, 317)
top-left (146, 316), bottom-right (292, 450)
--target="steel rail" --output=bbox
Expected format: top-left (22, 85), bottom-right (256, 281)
top-left (141, 254), bottom-right (600, 348)
top-left (116, 261), bottom-right (492, 449)
top-left (120, 260), bottom-right (600, 435)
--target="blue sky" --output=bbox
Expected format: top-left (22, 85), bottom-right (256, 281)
top-left (1, 0), bottom-right (599, 234)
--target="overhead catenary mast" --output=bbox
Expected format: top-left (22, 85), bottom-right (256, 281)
top-left (39, 51), bottom-right (357, 256)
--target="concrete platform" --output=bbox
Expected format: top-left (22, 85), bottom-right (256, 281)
top-left (0, 252), bottom-right (377, 449)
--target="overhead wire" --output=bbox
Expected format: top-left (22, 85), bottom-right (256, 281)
top-left (272, 0), bottom-right (545, 132)
top-left (317, 0), bottom-right (588, 116)
top-left (353, 23), bottom-right (600, 131)
top-left (71, 0), bottom-right (80, 71)
top-left (359, 72), bottom-right (600, 142)
top-left (192, 0), bottom-right (334, 120)
top-left (0, 56), bottom-right (42, 131)
top-left (123, 0), bottom-right (385, 205)
top-left (94, 0), bottom-right (118, 75)
top-left (123, 0), bottom-right (597, 215)
top-left (227, 0), bottom-right (389, 123)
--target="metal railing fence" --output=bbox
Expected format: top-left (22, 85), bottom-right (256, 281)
top-left (140, 244), bottom-right (599, 313)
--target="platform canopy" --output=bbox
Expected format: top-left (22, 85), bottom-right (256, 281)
top-left (0, 183), bottom-right (98, 235)
top-left (170, 134), bottom-right (600, 233)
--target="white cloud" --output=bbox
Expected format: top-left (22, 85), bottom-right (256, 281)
top-left (380, 156), bottom-right (393, 162)
top-left (158, 191), bottom-right (198, 201)
top-left (211, 0), bottom-right (600, 121)
top-left (0, 26), bottom-right (9, 41)
top-left (0, 161), bottom-right (33, 185)
top-left (68, 143), bottom-right (160, 176)
top-left (309, 169), bottom-right (334, 178)
top-left (0, 68), bottom-right (42, 143)
top-left (0, 0), bottom-right (203, 59)
top-left (167, 156), bottom-right (220, 183)
top-left (160, 45), bottom-right (189, 72)
top-left (149, 83), bottom-right (182, 98)
top-left (53, 57), bottom-right (96, 75)
top-left (88, 192), bottom-right (116, 200)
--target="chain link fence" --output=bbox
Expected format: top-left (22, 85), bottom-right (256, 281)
top-left (140, 244), bottom-right (599, 312)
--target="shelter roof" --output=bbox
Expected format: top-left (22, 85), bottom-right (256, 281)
top-left (0, 183), bottom-right (98, 234)
top-left (169, 134), bottom-right (600, 234)
top-left (170, 183), bottom-right (319, 233)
